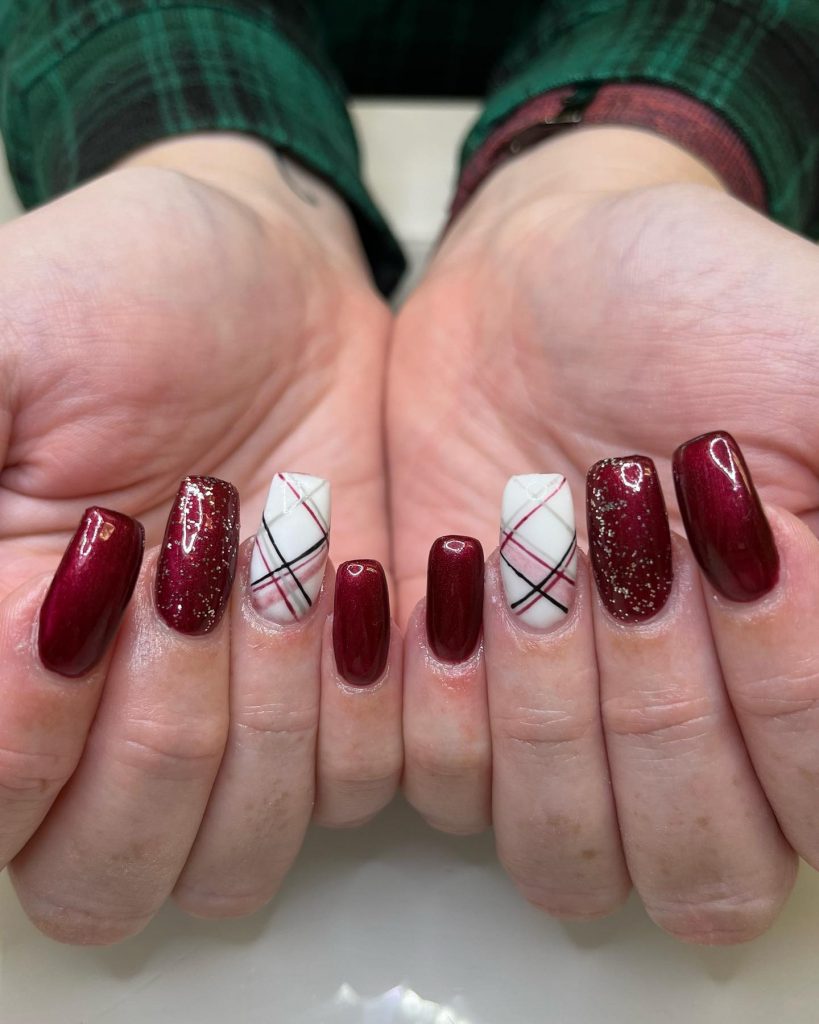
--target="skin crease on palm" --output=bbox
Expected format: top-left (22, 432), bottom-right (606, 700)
top-left (0, 134), bottom-right (392, 603)
top-left (388, 126), bottom-right (819, 617)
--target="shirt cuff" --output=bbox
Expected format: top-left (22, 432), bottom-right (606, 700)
top-left (451, 83), bottom-right (766, 222)
top-left (458, 0), bottom-right (819, 239)
top-left (0, 2), bottom-right (405, 294)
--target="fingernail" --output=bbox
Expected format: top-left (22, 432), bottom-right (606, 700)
top-left (586, 456), bottom-right (673, 622)
top-left (155, 476), bottom-right (240, 635)
top-left (333, 560), bottom-right (390, 686)
top-left (38, 508), bottom-right (145, 677)
top-left (249, 472), bottom-right (330, 624)
top-left (500, 474), bottom-right (577, 629)
top-left (426, 535), bottom-right (484, 661)
top-left (673, 430), bottom-right (779, 602)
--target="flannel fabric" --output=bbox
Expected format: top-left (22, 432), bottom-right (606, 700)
top-left (2, 1), bottom-right (819, 293)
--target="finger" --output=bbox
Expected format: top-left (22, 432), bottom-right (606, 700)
top-left (11, 477), bottom-right (237, 945)
top-left (588, 456), bottom-right (795, 945)
top-left (673, 432), bottom-right (819, 868)
top-left (0, 508), bottom-right (143, 868)
top-left (486, 474), bottom-right (630, 917)
top-left (314, 559), bottom-right (402, 827)
top-left (403, 536), bottom-right (490, 835)
top-left (174, 473), bottom-right (329, 917)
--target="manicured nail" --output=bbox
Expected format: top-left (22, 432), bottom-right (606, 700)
top-left (333, 560), bottom-right (390, 686)
top-left (249, 472), bottom-right (330, 624)
top-left (673, 431), bottom-right (779, 602)
top-left (586, 456), bottom-right (673, 622)
top-left (38, 508), bottom-right (145, 677)
top-left (426, 536), bottom-right (484, 661)
top-left (155, 476), bottom-right (240, 635)
top-left (500, 474), bottom-right (577, 629)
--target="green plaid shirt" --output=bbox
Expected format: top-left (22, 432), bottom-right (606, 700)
top-left (1, 1), bottom-right (819, 293)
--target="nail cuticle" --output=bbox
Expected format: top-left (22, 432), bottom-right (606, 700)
top-left (423, 635), bottom-right (483, 680)
top-left (332, 625), bottom-right (392, 693)
top-left (140, 554), bottom-right (227, 645)
top-left (594, 555), bottom-right (681, 635)
top-left (419, 602), bottom-right (485, 677)
top-left (497, 562), bottom-right (584, 643)
top-left (707, 564), bottom-right (785, 615)
top-left (244, 557), bottom-right (327, 634)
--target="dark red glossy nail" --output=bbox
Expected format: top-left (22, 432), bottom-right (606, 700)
top-left (38, 508), bottom-right (145, 677)
top-left (673, 431), bottom-right (779, 602)
top-left (586, 456), bottom-right (674, 622)
top-left (155, 476), bottom-right (240, 635)
top-left (333, 560), bottom-right (390, 686)
top-left (426, 535), bottom-right (484, 662)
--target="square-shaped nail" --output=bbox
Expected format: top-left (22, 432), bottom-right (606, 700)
top-left (426, 535), bottom-right (484, 661)
top-left (333, 560), bottom-right (390, 686)
top-left (155, 476), bottom-right (240, 635)
top-left (586, 456), bottom-right (673, 622)
top-left (500, 474), bottom-right (577, 630)
top-left (249, 473), bottom-right (330, 624)
top-left (38, 508), bottom-right (145, 677)
top-left (673, 431), bottom-right (779, 602)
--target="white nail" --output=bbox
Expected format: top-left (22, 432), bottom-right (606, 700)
top-left (250, 473), bottom-right (330, 624)
top-left (499, 474), bottom-right (577, 630)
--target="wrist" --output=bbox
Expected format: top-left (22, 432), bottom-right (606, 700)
top-left (515, 125), bottom-right (724, 194)
top-left (120, 133), bottom-right (370, 278)
top-left (473, 125), bottom-right (723, 210)
top-left (444, 125), bottom-right (727, 250)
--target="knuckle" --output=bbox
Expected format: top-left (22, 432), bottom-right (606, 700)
top-left (321, 760), bottom-right (400, 795)
top-left (232, 702), bottom-right (316, 747)
top-left (314, 807), bottom-right (381, 830)
top-left (601, 691), bottom-right (719, 745)
top-left (492, 702), bottom-right (598, 760)
top-left (116, 714), bottom-right (228, 780)
top-left (313, 786), bottom-right (395, 829)
top-left (408, 740), bottom-right (490, 782)
top-left (315, 762), bottom-right (400, 828)
top-left (729, 663), bottom-right (819, 730)
top-left (321, 741), bottom-right (402, 794)
top-left (0, 742), bottom-right (76, 803)
top-left (645, 889), bottom-right (785, 945)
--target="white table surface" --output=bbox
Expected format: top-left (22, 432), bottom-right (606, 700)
top-left (2, 101), bottom-right (819, 1024)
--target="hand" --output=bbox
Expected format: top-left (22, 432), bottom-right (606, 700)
top-left (389, 126), bottom-right (819, 942)
top-left (0, 135), bottom-right (401, 943)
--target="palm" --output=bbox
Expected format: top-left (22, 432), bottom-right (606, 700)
top-left (0, 167), bottom-right (390, 596)
top-left (389, 184), bottom-right (819, 617)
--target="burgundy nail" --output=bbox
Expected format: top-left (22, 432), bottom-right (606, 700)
top-left (38, 508), bottom-right (145, 677)
top-left (333, 560), bottom-right (390, 686)
top-left (155, 476), bottom-right (240, 635)
top-left (586, 456), bottom-right (674, 622)
top-left (673, 431), bottom-right (779, 602)
top-left (426, 535), bottom-right (484, 662)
